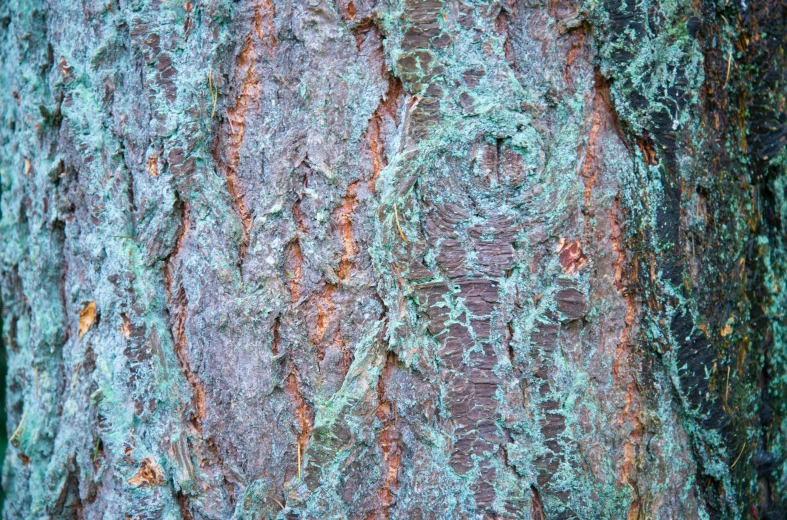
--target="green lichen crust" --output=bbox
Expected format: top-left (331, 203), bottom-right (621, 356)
top-left (0, 0), bottom-right (784, 518)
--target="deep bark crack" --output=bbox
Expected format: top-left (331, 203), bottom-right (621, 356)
top-left (373, 352), bottom-right (402, 519)
top-left (216, 0), bottom-right (277, 261)
top-left (164, 201), bottom-right (206, 431)
top-left (285, 371), bottom-right (315, 480)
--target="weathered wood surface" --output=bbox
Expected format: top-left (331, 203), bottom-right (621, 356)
top-left (1, 0), bottom-right (785, 518)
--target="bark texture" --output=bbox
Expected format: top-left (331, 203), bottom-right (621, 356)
top-left (1, 0), bottom-right (785, 518)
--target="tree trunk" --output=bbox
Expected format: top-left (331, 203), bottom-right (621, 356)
top-left (1, 0), bottom-right (785, 518)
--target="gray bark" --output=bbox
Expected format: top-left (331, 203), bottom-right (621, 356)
top-left (1, 0), bottom-right (785, 518)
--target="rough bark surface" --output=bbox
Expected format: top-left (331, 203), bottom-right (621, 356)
top-left (0, 0), bottom-right (785, 518)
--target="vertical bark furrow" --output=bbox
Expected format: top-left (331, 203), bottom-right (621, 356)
top-left (164, 203), bottom-right (206, 431)
top-left (216, 0), bottom-right (275, 261)
top-left (285, 371), bottom-right (316, 479)
top-left (609, 199), bottom-right (642, 488)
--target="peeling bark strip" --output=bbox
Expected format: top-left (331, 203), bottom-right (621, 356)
top-left (610, 198), bottom-right (642, 488)
top-left (374, 352), bottom-right (402, 518)
top-left (1, 0), bottom-right (786, 518)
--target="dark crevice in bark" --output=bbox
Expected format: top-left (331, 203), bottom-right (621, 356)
top-left (531, 485), bottom-right (546, 520)
top-left (164, 200), bottom-right (205, 431)
top-left (271, 316), bottom-right (281, 356)
top-left (285, 369), bottom-right (315, 480)
top-left (580, 76), bottom-right (606, 210)
top-left (285, 238), bottom-right (304, 303)
top-left (343, 0), bottom-right (357, 21)
top-left (216, 0), bottom-right (277, 262)
top-left (292, 198), bottom-right (309, 234)
top-left (506, 320), bottom-right (515, 366)
top-left (592, 72), bottom-right (630, 151)
top-left (353, 18), bottom-right (375, 51)
top-left (91, 437), bottom-right (103, 471)
top-left (320, 179), bottom-right (361, 379)
top-left (610, 197), bottom-right (642, 492)
top-left (176, 491), bottom-right (195, 520)
top-left (495, 3), bottom-right (515, 68)
top-left (55, 216), bottom-right (70, 346)
top-left (306, 167), bottom-right (360, 369)
top-left (207, 440), bottom-right (237, 509)
top-left (635, 134), bottom-right (658, 166)
top-left (121, 152), bottom-right (137, 220)
top-left (218, 63), bottom-right (254, 262)
top-left (312, 287), bottom-right (334, 365)
top-left (362, 25), bottom-right (405, 195)
top-left (374, 351), bottom-right (402, 519)
top-left (335, 180), bottom-right (361, 281)
top-left (52, 459), bottom-right (83, 519)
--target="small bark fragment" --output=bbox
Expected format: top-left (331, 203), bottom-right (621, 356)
top-left (78, 301), bottom-right (97, 339)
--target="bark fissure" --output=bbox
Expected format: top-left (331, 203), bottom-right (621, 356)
top-left (217, 0), bottom-right (276, 261)
top-left (164, 202), bottom-right (206, 431)
top-left (285, 371), bottom-right (315, 479)
top-left (611, 194), bottom-right (642, 493)
top-left (366, 74), bottom-right (404, 194)
top-left (373, 352), bottom-right (402, 519)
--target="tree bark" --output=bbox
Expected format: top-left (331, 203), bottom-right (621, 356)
top-left (1, 0), bottom-right (785, 518)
